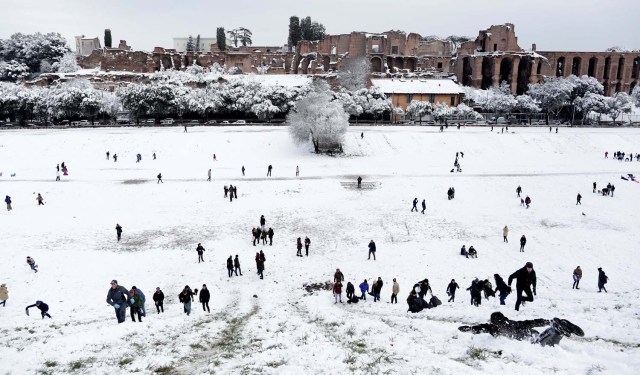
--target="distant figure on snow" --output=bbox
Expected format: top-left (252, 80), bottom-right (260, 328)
top-left (597, 267), bottom-right (608, 293)
top-left (157, 173), bottom-right (163, 184)
top-left (520, 235), bottom-right (527, 252)
top-left (576, 193), bottom-right (582, 205)
top-left (572, 266), bottom-right (582, 289)
top-left (26, 256), bottom-right (38, 272)
top-left (411, 198), bottom-right (418, 212)
top-left (115, 224), bottom-right (123, 241)
top-left (267, 165), bottom-right (272, 176)
top-left (357, 176), bottom-right (362, 188)
top-left (503, 225), bottom-right (509, 242)
top-left (5, 195), bottom-right (12, 211)
top-left (368, 240), bottom-right (376, 260)
top-left (36, 193), bottom-right (44, 205)
top-left (196, 243), bottom-right (206, 263)
top-left (25, 300), bottom-right (51, 319)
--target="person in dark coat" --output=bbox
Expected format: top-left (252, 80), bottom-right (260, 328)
top-left (334, 268), bottom-right (344, 283)
top-left (593, 182), bottom-right (596, 193)
top-left (524, 196), bottom-right (531, 208)
top-left (516, 185), bottom-right (522, 197)
top-left (304, 236), bottom-right (310, 256)
top-left (368, 240), bottom-right (376, 260)
top-left (224, 185), bottom-right (229, 198)
top-left (372, 277), bottom-right (383, 302)
top-left (446, 279), bottom-right (460, 302)
top-left (346, 282), bottom-right (355, 300)
top-left (421, 199), bottom-right (426, 214)
top-left (520, 235), bottom-right (527, 252)
top-left (25, 300), bottom-right (51, 319)
top-left (153, 287), bottom-right (165, 313)
top-left (252, 228), bottom-right (259, 246)
top-left (466, 278), bottom-right (482, 306)
top-left (508, 262), bottom-right (536, 311)
top-left (458, 312), bottom-right (549, 340)
top-left (597, 267), bottom-right (608, 292)
top-left (417, 279), bottom-right (432, 300)
top-left (128, 288), bottom-right (144, 322)
top-left (493, 274), bottom-right (511, 305)
top-left (357, 176), bottom-right (362, 188)
top-left (576, 193), bottom-right (582, 205)
top-left (196, 243), bottom-right (205, 263)
top-left (106, 280), bottom-right (130, 323)
top-left (267, 165), bottom-right (272, 176)
top-left (267, 228), bottom-right (274, 245)
top-left (199, 284), bottom-right (210, 312)
top-left (411, 198), bottom-right (418, 212)
top-left (4, 195), bottom-right (11, 211)
top-left (234, 255), bottom-right (242, 276)
top-left (260, 228), bottom-right (267, 245)
top-left (157, 173), bottom-right (163, 184)
top-left (573, 266), bottom-right (582, 289)
top-left (227, 256), bottom-right (234, 277)
top-left (26, 256), bottom-right (38, 272)
top-left (256, 253), bottom-right (265, 279)
top-left (460, 245), bottom-right (469, 258)
top-left (296, 237), bottom-right (303, 257)
top-left (260, 215), bottom-right (266, 230)
top-left (115, 224), bottom-right (123, 241)
top-left (178, 286), bottom-right (197, 316)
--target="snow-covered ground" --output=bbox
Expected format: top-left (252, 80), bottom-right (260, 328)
top-left (0, 125), bottom-right (639, 374)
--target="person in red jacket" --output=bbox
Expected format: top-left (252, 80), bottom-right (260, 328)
top-left (333, 281), bottom-right (343, 303)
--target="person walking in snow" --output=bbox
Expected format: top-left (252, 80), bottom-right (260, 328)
top-left (224, 185), bottom-right (229, 198)
top-left (207, 169), bottom-right (211, 182)
top-left (256, 253), bottom-right (265, 279)
top-left (267, 165), bottom-right (272, 176)
top-left (372, 277), bottom-right (383, 302)
top-left (503, 225), bottom-right (509, 242)
top-left (334, 268), bottom-right (344, 283)
top-left (333, 281), bottom-right (343, 303)
top-left (576, 193), bottom-right (582, 205)
top-left (128, 288), bottom-right (144, 322)
top-left (421, 199), bottom-right (426, 214)
top-left (267, 228), bottom-right (274, 246)
top-left (179, 286), bottom-right (197, 315)
top-left (516, 185), bottom-right (522, 197)
top-left (597, 268), bottom-right (608, 293)
top-left (520, 235), bottom-right (527, 252)
top-left (447, 279), bottom-right (460, 302)
top-left (391, 278), bottom-right (400, 304)
top-left (26, 256), bottom-right (38, 273)
top-left (508, 262), bottom-right (536, 311)
top-left (113, 154), bottom-right (117, 162)
top-left (106, 151), bottom-right (109, 160)
top-left (304, 236), bottom-right (310, 256)
top-left (572, 266), bottom-right (582, 289)
top-left (227, 256), bottom-right (234, 277)
top-left (36, 193), bottom-right (44, 205)
top-left (153, 287), bottom-right (164, 313)
top-left (524, 196), bottom-right (531, 208)
top-left (56, 170), bottom-right (60, 181)
top-left (233, 185), bottom-right (237, 199)
top-left (593, 182), bottom-right (596, 193)
top-left (196, 243), bottom-right (205, 263)
top-left (411, 198), bottom-right (418, 212)
top-left (242, 166), bottom-right (245, 176)
top-left (260, 215), bottom-right (266, 231)
top-left (199, 284), bottom-right (210, 312)
top-left (153, 153), bottom-right (156, 160)
top-left (115, 224), bottom-right (123, 241)
top-left (368, 240), bottom-right (376, 260)
top-left (260, 228), bottom-right (267, 245)
top-left (467, 278), bottom-right (483, 306)
top-left (357, 176), bottom-right (362, 188)
top-left (0, 283), bottom-right (8, 307)
top-left (5, 195), bottom-right (12, 211)
top-left (229, 185), bottom-right (234, 202)
top-left (234, 255), bottom-right (242, 276)
top-left (132, 286), bottom-right (146, 317)
top-left (157, 173), bottom-right (163, 184)
top-left (25, 300), bottom-right (51, 319)
top-left (359, 279), bottom-right (369, 300)
top-left (610, 184), bottom-right (615, 197)
top-left (296, 165), bottom-right (299, 177)
top-left (494, 274), bottom-right (510, 305)
top-left (106, 280), bottom-right (130, 323)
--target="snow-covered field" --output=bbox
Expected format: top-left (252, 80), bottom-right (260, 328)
top-left (0, 125), bottom-right (639, 375)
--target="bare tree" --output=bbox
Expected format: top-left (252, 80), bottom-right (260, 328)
top-left (337, 57), bottom-right (371, 92)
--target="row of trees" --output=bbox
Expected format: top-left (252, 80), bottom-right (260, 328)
top-left (463, 76), bottom-right (639, 124)
top-left (288, 16), bottom-right (326, 51)
top-left (0, 32), bottom-right (75, 80)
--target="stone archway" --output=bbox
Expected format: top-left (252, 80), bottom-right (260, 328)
top-left (323, 56), bottom-right (330, 72)
top-left (617, 57), bottom-right (625, 80)
top-left (386, 56), bottom-right (393, 71)
top-left (481, 57), bottom-right (494, 89)
top-left (630, 81), bottom-right (637, 94)
top-left (371, 57), bottom-right (382, 73)
top-left (571, 57), bottom-right (582, 76)
top-left (632, 57), bottom-right (640, 79)
top-left (588, 57), bottom-right (598, 77)
top-left (516, 56), bottom-right (533, 95)
top-left (604, 56), bottom-right (611, 79)
top-left (462, 57), bottom-right (473, 86)
top-left (499, 57), bottom-right (513, 85)
top-left (405, 58), bottom-right (416, 72)
top-left (556, 56), bottom-right (565, 77)
top-left (393, 56), bottom-right (404, 71)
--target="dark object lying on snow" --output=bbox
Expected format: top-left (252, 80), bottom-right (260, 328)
top-left (458, 312), bottom-right (584, 346)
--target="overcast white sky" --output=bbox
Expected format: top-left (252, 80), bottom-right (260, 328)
top-left (1, 0), bottom-right (637, 52)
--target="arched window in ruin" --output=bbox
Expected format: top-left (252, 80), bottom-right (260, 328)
top-left (603, 82), bottom-right (610, 96)
top-left (393, 56), bottom-right (404, 70)
top-left (617, 57), bottom-right (625, 80)
top-left (615, 82), bottom-right (622, 93)
top-left (556, 57), bottom-right (565, 77)
top-left (588, 57), bottom-right (598, 77)
top-left (323, 56), bottom-right (330, 72)
top-left (630, 81), bottom-right (637, 94)
top-left (571, 56), bottom-right (582, 76)
top-left (462, 57), bottom-right (473, 87)
top-left (516, 56), bottom-right (533, 95)
top-left (370, 57), bottom-right (382, 73)
top-left (386, 56), bottom-right (393, 71)
top-left (405, 58), bottom-right (416, 72)
top-left (499, 57), bottom-right (514, 85)
top-left (481, 57), bottom-right (494, 89)
top-left (632, 57), bottom-right (640, 79)
top-left (603, 57), bottom-right (611, 79)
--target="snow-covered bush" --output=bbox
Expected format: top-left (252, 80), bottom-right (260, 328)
top-left (0, 32), bottom-right (69, 72)
top-left (53, 52), bottom-right (80, 73)
top-left (406, 100), bottom-right (432, 122)
top-left (0, 60), bottom-right (30, 81)
top-left (287, 80), bottom-right (348, 152)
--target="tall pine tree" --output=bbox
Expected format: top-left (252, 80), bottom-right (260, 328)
top-left (288, 16), bottom-right (301, 52)
top-left (300, 17), bottom-right (312, 41)
top-left (104, 29), bottom-right (112, 48)
top-left (186, 35), bottom-right (195, 52)
top-left (195, 34), bottom-right (201, 52)
top-left (216, 27), bottom-right (226, 51)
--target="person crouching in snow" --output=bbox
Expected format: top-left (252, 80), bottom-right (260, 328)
top-left (26, 300), bottom-right (51, 318)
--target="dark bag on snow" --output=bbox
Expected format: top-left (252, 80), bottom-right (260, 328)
top-left (430, 296), bottom-right (442, 307)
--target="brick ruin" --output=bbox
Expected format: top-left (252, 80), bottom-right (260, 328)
top-left (73, 25), bottom-right (640, 96)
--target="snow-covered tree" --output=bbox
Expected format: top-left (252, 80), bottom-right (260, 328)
top-left (631, 85), bottom-right (640, 106)
top-left (334, 89), bottom-right (363, 122)
top-left (432, 102), bottom-right (454, 121)
top-left (251, 99), bottom-right (280, 122)
top-left (186, 35), bottom-right (195, 52)
top-left (39, 60), bottom-right (53, 74)
top-left (0, 32), bottom-right (69, 72)
top-left (406, 100), bottom-right (432, 123)
top-left (604, 92), bottom-right (633, 125)
top-left (53, 52), bottom-right (80, 73)
top-left (574, 92), bottom-right (606, 124)
top-left (483, 81), bottom-right (517, 115)
top-left (337, 57), bottom-right (371, 91)
top-left (287, 80), bottom-right (349, 153)
top-left (100, 91), bottom-right (121, 124)
top-left (528, 77), bottom-right (574, 122)
top-left (0, 60), bottom-right (30, 81)
top-left (352, 87), bottom-right (392, 123)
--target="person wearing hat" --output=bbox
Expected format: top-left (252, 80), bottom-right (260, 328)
top-left (508, 262), bottom-right (536, 311)
top-left (106, 280), bottom-right (130, 323)
top-left (597, 267), bottom-right (608, 293)
top-left (0, 283), bottom-right (8, 306)
top-left (25, 300), bottom-right (51, 319)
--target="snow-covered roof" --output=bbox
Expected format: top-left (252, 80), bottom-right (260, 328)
top-left (371, 78), bottom-right (462, 94)
top-left (225, 74), bottom-right (312, 88)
